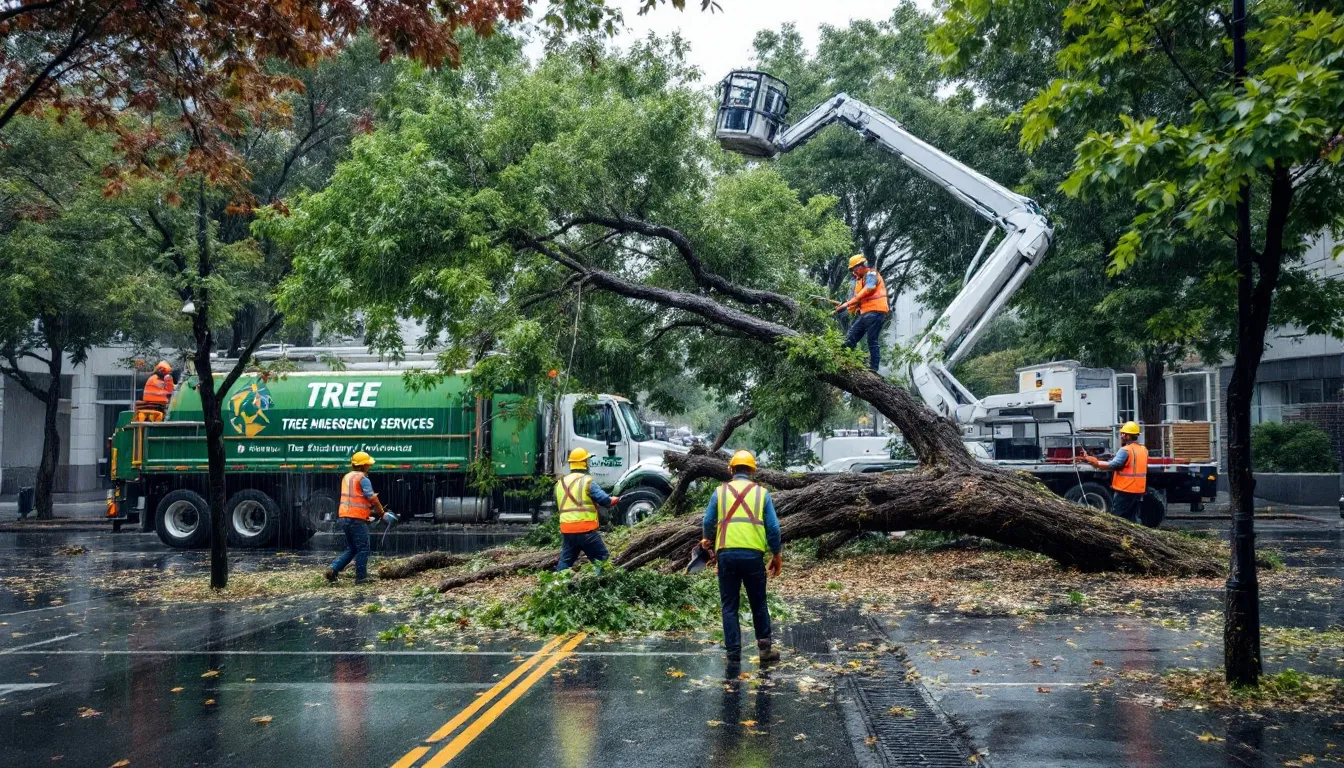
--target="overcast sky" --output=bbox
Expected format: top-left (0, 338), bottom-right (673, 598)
top-left (604, 0), bottom-right (912, 83)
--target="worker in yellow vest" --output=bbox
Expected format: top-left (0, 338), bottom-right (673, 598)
top-left (1080, 421), bottom-right (1149, 523)
top-left (555, 448), bottom-right (620, 571)
top-left (700, 450), bottom-right (783, 662)
top-left (834, 254), bottom-right (890, 371)
top-left (325, 451), bottom-right (384, 584)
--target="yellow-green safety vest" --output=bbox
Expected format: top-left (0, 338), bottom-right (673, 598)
top-left (555, 472), bottom-right (599, 534)
top-left (715, 478), bottom-right (767, 552)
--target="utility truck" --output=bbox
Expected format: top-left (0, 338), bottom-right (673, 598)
top-left (106, 372), bottom-right (682, 548)
top-left (706, 70), bottom-right (1218, 526)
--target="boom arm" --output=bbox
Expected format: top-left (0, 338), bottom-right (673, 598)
top-left (771, 94), bottom-right (1053, 425)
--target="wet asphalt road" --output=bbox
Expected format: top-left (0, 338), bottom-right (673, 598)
top-left (1, 513), bottom-right (1341, 767)
top-left (0, 531), bottom-right (859, 768)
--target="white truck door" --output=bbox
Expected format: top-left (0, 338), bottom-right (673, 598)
top-left (566, 399), bottom-right (628, 490)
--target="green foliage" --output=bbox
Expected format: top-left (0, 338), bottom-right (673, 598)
top-left (953, 347), bottom-right (1034, 398)
top-left (1250, 421), bottom-right (1337, 473)
top-left (398, 565), bottom-right (792, 636)
top-left (511, 514), bottom-right (562, 549)
top-left (271, 36), bottom-right (853, 437)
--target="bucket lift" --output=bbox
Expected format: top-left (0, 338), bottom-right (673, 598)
top-left (714, 70), bottom-right (1054, 429)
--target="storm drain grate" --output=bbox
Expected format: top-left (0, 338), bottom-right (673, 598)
top-left (845, 653), bottom-right (979, 768)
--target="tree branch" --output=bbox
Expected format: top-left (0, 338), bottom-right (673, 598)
top-left (215, 312), bottom-right (284, 399)
top-left (576, 214), bottom-right (800, 313)
top-left (0, 348), bottom-right (50, 403)
top-left (0, 0), bottom-right (66, 24)
top-left (0, 1), bottom-right (115, 133)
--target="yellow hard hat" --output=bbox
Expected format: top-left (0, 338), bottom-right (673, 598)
top-left (567, 447), bottom-right (592, 467)
top-left (848, 254), bottom-right (867, 270)
top-left (1119, 421), bottom-right (1141, 435)
top-left (351, 451), bottom-right (375, 467)
top-left (155, 360), bottom-right (172, 374)
top-left (729, 449), bottom-right (757, 471)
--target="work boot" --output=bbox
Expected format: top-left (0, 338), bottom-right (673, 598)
top-left (323, 567), bottom-right (337, 584)
top-left (757, 639), bottom-right (781, 664)
top-left (354, 577), bottom-right (370, 586)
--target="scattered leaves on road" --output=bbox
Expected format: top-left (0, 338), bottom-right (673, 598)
top-left (200, 670), bottom-right (220, 678)
top-left (110, 760), bottom-right (130, 767)
top-left (1036, 687), bottom-right (1051, 694)
top-left (793, 733), bottom-right (808, 741)
top-left (706, 720), bottom-right (723, 727)
top-left (666, 669), bottom-right (686, 678)
top-left (76, 707), bottom-right (101, 718)
top-left (740, 720), bottom-right (757, 727)
top-left (1196, 732), bottom-right (1223, 743)
top-left (251, 715), bottom-right (273, 725)
top-left (170, 687), bottom-right (184, 693)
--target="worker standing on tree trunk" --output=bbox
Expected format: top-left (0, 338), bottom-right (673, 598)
top-left (834, 255), bottom-right (890, 372)
top-left (555, 448), bottom-right (619, 572)
top-left (141, 361), bottom-right (175, 411)
top-left (1081, 421), bottom-right (1148, 523)
top-left (325, 451), bottom-right (383, 585)
top-left (701, 450), bottom-right (783, 663)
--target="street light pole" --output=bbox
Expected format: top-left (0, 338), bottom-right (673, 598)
top-left (1224, 0), bottom-right (1261, 687)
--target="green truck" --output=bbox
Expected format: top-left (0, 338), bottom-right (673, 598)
top-left (107, 371), bottom-right (684, 548)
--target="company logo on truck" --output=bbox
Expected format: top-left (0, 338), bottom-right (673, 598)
top-left (229, 381), bottom-right (273, 437)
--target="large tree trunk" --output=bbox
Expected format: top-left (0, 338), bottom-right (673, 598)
top-left (192, 179), bottom-right (231, 591)
top-left (1140, 348), bottom-right (1166, 452)
top-left (34, 350), bottom-right (62, 521)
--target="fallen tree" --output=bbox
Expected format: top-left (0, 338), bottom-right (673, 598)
top-left (410, 220), bottom-right (1228, 593)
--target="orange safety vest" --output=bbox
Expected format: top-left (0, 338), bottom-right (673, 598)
top-left (853, 270), bottom-right (890, 314)
top-left (142, 373), bottom-right (174, 404)
top-left (555, 472), bottom-right (600, 533)
top-left (1111, 442), bottom-right (1148, 494)
top-left (338, 471), bottom-right (375, 521)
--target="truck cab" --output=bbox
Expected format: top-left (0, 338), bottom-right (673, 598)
top-left (549, 394), bottom-right (686, 526)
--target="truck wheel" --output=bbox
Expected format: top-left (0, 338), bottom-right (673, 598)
top-left (225, 489), bottom-right (281, 548)
top-left (1064, 482), bottom-right (1112, 515)
top-left (1140, 492), bottom-right (1167, 529)
top-left (301, 489), bottom-right (340, 534)
top-left (155, 490), bottom-right (211, 549)
top-left (617, 487), bottom-right (667, 527)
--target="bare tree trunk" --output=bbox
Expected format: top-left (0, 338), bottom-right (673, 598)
top-left (34, 350), bottom-right (62, 520)
top-left (1140, 349), bottom-right (1166, 452)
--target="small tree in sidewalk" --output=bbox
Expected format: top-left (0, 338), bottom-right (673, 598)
top-left (935, 0), bottom-right (1344, 685)
top-left (0, 116), bottom-right (176, 518)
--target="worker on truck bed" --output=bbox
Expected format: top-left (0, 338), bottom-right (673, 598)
top-left (1080, 421), bottom-right (1149, 523)
top-left (325, 451), bottom-right (384, 585)
top-left (700, 450), bottom-right (783, 663)
top-left (140, 361), bottom-right (175, 410)
top-left (555, 448), bottom-right (619, 572)
top-left (834, 254), bottom-right (889, 372)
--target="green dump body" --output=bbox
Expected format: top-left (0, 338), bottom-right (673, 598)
top-left (111, 372), bottom-right (538, 481)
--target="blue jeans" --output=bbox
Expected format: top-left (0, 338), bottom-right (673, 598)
top-left (557, 531), bottom-right (609, 571)
top-left (717, 549), bottom-right (771, 655)
top-left (844, 311), bottom-right (886, 371)
top-left (1112, 491), bottom-right (1142, 523)
top-left (331, 517), bottom-right (371, 580)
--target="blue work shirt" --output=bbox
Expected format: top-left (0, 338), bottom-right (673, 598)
top-left (357, 475), bottom-right (377, 500)
top-left (571, 472), bottom-right (613, 507)
top-left (1104, 447), bottom-right (1130, 471)
top-left (702, 472), bottom-right (782, 554)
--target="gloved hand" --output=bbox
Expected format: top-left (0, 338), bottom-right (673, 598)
top-left (609, 496), bottom-right (620, 507)
top-left (699, 538), bottom-right (717, 566)
top-left (767, 552), bottom-right (783, 578)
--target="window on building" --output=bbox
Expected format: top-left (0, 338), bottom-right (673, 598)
top-left (96, 375), bottom-right (136, 402)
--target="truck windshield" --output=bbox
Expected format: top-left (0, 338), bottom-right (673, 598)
top-left (618, 402), bottom-right (648, 442)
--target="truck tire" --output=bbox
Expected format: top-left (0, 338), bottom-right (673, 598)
top-left (301, 489), bottom-right (340, 534)
top-left (1140, 491), bottom-right (1167, 529)
top-left (1064, 482), bottom-right (1112, 515)
top-left (155, 490), bottom-right (211, 549)
top-left (225, 489), bottom-right (281, 548)
top-left (616, 487), bottom-right (667, 527)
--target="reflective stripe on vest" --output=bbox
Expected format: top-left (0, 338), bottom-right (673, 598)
top-left (338, 471), bottom-right (373, 521)
top-left (555, 472), bottom-right (599, 534)
top-left (716, 479), bottom-right (767, 552)
top-left (142, 374), bottom-right (173, 404)
top-left (854, 270), bottom-right (890, 314)
top-left (1111, 442), bottom-right (1149, 494)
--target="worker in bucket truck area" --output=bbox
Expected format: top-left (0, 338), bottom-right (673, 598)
top-left (554, 448), bottom-right (619, 572)
top-left (325, 451), bottom-right (384, 585)
top-left (834, 254), bottom-right (890, 372)
top-left (1079, 421), bottom-right (1149, 523)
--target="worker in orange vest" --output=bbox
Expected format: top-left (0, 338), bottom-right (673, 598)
top-left (1081, 421), bottom-right (1149, 523)
top-left (325, 451), bottom-right (384, 584)
top-left (554, 448), bottom-right (619, 571)
top-left (834, 255), bottom-right (890, 371)
top-left (141, 361), bottom-right (175, 410)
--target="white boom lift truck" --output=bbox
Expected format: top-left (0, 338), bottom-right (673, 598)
top-left (687, 70), bottom-right (1220, 526)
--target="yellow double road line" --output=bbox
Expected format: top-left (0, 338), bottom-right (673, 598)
top-left (391, 633), bottom-right (587, 768)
